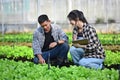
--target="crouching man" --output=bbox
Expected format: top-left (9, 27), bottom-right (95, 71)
top-left (32, 14), bottom-right (69, 67)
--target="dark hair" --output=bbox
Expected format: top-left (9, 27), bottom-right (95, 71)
top-left (38, 14), bottom-right (49, 24)
top-left (67, 10), bottom-right (88, 24)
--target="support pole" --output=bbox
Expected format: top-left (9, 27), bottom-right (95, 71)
top-left (1, 0), bottom-right (4, 36)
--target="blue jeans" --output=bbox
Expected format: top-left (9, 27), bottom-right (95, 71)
top-left (70, 46), bottom-right (85, 65)
top-left (70, 46), bottom-right (104, 69)
top-left (79, 58), bottom-right (104, 69)
top-left (33, 43), bottom-right (69, 65)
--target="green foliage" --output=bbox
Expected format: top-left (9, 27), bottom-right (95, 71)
top-left (0, 59), bottom-right (118, 80)
top-left (0, 33), bottom-right (120, 45)
top-left (0, 33), bottom-right (120, 80)
top-left (0, 45), bottom-right (33, 59)
top-left (68, 32), bottom-right (120, 45)
top-left (98, 34), bottom-right (120, 45)
top-left (67, 32), bottom-right (120, 45)
top-left (0, 33), bottom-right (32, 43)
top-left (0, 45), bottom-right (120, 66)
top-left (104, 50), bottom-right (120, 66)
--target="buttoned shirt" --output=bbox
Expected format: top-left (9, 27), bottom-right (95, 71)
top-left (32, 24), bottom-right (68, 55)
top-left (72, 24), bottom-right (105, 59)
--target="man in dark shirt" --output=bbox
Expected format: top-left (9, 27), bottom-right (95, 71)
top-left (42, 28), bottom-right (54, 52)
top-left (32, 14), bottom-right (69, 66)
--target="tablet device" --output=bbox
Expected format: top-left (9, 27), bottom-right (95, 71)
top-left (72, 39), bottom-right (88, 45)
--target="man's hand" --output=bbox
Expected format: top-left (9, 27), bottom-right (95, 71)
top-left (39, 57), bottom-right (45, 64)
top-left (49, 40), bottom-right (65, 49)
top-left (49, 42), bottom-right (57, 49)
top-left (37, 54), bottom-right (45, 64)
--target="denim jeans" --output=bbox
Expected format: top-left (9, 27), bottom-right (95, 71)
top-left (70, 46), bottom-right (104, 69)
top-left (70, 46), bottom-right (85, 65)
top-left (79, 58), bottom-right (104, 69)
top-left (33, 43), bottom-right (69, 65)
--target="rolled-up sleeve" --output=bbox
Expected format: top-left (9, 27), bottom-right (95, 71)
top-left (32, 31), bottom-right (42, 55)
top-left (58, 27), bottom-right (68, 43)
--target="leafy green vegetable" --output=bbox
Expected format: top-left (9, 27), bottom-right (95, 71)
top-left (0, 59), bottom-right (119, 80)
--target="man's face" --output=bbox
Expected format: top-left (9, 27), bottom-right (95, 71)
top-left (40, 20), bottom-right (51, 33)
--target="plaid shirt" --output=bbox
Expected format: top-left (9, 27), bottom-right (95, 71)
top-left (32, 24), bottom-right (68, 55)
top-left (73, 24), bottom-right (105, 59)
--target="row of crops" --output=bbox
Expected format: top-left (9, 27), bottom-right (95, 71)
top-left (0, 33), bottom-right (120, 80)
top-left (0, 59), bottom-right (118, 80)
top-left (0, 45), bottom-right (120, 66)
top-left (0, 33), bottom-right (120, 45)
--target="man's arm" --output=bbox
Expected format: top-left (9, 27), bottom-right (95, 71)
top-left (57, 27), bottom-right (68, 43)
top-left (32, 31), bottom-right (45, 64)
top-left (37, 54), bottom-right (45, 64)
top-left (57, 40), bottom-right (65, 44)
top-left (49, 40), bottom-right (64, 49)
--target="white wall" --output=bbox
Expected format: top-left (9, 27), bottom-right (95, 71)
top-left (0, 0), bottom-right (120, 33)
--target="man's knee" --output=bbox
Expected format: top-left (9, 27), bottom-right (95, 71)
top-left (60, 43), bottom-right (69, 51)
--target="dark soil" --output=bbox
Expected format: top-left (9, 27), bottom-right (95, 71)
top-left (0, 42), bottom-right (32, 47)
top-left (103, 45), bottom-right (120, 52)
top-left (104, 64), bottom-right (120, 70)
top-left (0, 55), bottom-right (33, 62)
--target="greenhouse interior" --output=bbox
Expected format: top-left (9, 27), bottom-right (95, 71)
top-left (0, 0), bottom-right (120, 80)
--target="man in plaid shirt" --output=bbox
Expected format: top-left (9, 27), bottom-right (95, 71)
top-left (67, 10), bottom-right (105, 69)
top-left (32, 15), bottom-right (69, 67)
